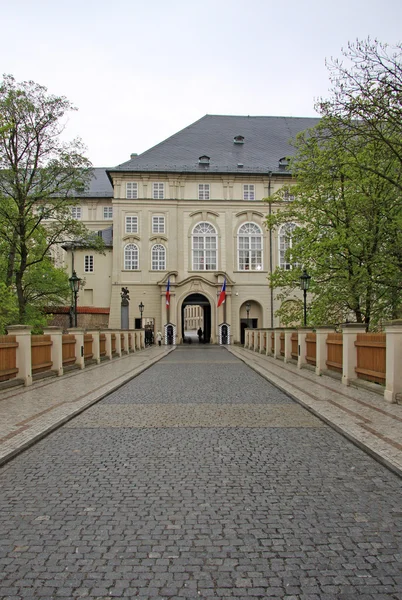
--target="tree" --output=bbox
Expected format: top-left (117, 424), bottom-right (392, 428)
top-left (0, 75), bottom-right (103, 323)
top-left (266, 118), bottom-right (402, 328)
top-left (317, 39), bottom-right (402, 193)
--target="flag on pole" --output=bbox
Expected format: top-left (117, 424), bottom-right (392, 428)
top-left (217, 277), bottom-right (226, 308)
top-left (166, 278), bottom-right (170, 307)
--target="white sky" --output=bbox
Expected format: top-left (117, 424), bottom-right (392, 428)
top-left (2, 0), bottom-right (401, 166)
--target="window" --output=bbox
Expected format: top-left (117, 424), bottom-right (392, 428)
top-left (71, 206), bottom-right (82, 220)
top-left (198, 183), bottom-right (210, 200)
top-left (151, 244), bottom-right (166, 270)
top-left (279, 223), bottom-right (298, 270)
top-left (153, 182), bottom-right (164, 199)
top-left (152, 216), bottom-right (165, 234)
top-left (125, 216), bottom-right (138, 233)
top-left (84, 255), bottom-right (94, 273)
top-left (126, 182), bottom-right (138, 199)
top-left (103, 206), bottom-right (113, 220)
top-left (283, 189), bottom-right (295, 202)
top-left (124, 244), bottom-right (139, 270)
top-left (243, 184), bottom-right (255, 201)
top-left (238, 223), bottom-right (263, 271)
top-left (192, 222), bottom-right (217, 271)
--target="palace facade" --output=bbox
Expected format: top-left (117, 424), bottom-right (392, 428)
top-left (64, 114), bottom-right (319, 343)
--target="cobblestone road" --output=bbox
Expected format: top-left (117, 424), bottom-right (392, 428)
top-left (0, 346), bottom-right (401, 600)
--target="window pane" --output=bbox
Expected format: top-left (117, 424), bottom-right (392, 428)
top-left (126, 182), bottom-right (138, 199)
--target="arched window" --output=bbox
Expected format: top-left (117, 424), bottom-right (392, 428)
top-left (151, 244), bottom-right (166, 270)
top-left (192, 222), bottom-right (217, 270)
top-left (279, 223), bottom-right (297, 270)
top-left (238, 223), bottom-right (263, 271)
top-left (124, 243), bottom-right (139, 270)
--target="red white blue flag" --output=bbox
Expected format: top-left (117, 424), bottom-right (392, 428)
top-left (217, 278), bottom-right (226, 307)
top-left (166, 278), bottom-right (170, 306)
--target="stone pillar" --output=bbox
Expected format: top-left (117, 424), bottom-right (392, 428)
top-left (86, 330), bottom-right (101, 364)
top-left (114, 330), bottom-right (122, 357)
top-left (103, 330), bottom-right (113, 360)
top-left (296, 327), bottom-right (312, 369)
top-left (315, 327), bottom-right (336, 375)
top-left (384, 320), bottom-right (402, 403)
top-left (43, 327), bottom-right (63, 376)
top-left (67, 328), bottom-right (85, 370)
top-left (122, 331), bottom-right (129, 354)
top-left (6, 325), bottom-right (33, 386)
top-left (274, 328), bottom-right (282, 359)
top-left (284, 328), bottom-right (296, 363)
top-left (341, 323), bottom-right (367, 386)
top-left (140, 330), bottom-right (145, 349)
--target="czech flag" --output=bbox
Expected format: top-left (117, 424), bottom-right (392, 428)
top-left (166, 278), bottom-right (170, 307)
top-left (217, 277), bottom-right (226, 307)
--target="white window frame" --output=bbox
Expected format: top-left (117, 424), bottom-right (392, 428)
top-left (71, 206), bottom-right (82, 220)
top-left (125, 216), bottom-right (138, 234)
top-left (192, 222), bottom-right (217, 271)
top-left (84, 255), bottom-right (94, 273)
top-left (243, 184), bottom-right (255, 201)
top-left (237, 223), bottom-right (263, 271)
top-left (153, 182), bottom-right (165, 199)
top-left (124, 243), bottom-right (139, 270)
top-left (279, 223), bottom-right (297, 270)
top-left (151, 244), bottom-right (166, 271)
top-left (126, 182), bottom-right (138, 199)
top-left (103, 206), bottom-right (113, 220)
top-left (198, 183), bottom-right (210, 200)
top-left (152, 215), bottom-right (165, 234)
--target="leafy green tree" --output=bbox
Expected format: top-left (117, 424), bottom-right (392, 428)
top-left (266, 119), bottom-right (402, 328)
top-left (317, 39), bottom-right (402, 192)
top-left (0, 74), bottom-right (103, 323)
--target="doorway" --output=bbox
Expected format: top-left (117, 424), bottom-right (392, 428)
top-left (181, 293), bottom-right (211, 344)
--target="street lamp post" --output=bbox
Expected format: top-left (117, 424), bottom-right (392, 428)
top-left (139, 302), bottom-right (144, 326)
top-left (245, 301), bottom-right (251, 329)
top-left (68, 270), bottom-right (82, 328)
top-left (300, 269), bottom-right (311, 326)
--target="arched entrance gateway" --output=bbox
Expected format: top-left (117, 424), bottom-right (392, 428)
top-left (181, 293), bottom-right (211, 344)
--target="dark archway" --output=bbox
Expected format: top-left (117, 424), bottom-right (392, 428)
top-left (181, 293), bottom-right (211, 343)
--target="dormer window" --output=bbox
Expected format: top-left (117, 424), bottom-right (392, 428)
top-left (234, 135), bottom-right (244, 144)
top-left (279, 157), bottom-right (290, 169)
top-left (199, 155), bottom-right (210, 165)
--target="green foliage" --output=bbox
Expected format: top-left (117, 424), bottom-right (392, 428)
top-left (0, 74), bottom-right (103, 325)
top-left (266, 118), bottom-right (402, 328)
top-left (0, 283), bottom-right (18, 334)
top-left (265, 39), bottom-right (402, 329)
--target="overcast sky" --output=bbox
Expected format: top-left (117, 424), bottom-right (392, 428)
top-left (2, 0), bottom-right (401, 166)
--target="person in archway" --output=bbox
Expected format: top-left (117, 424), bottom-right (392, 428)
top-left (197, 327), bottom-right (203, 343)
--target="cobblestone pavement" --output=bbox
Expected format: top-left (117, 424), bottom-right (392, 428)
top-left (0, 346), bottom-right (401, 600)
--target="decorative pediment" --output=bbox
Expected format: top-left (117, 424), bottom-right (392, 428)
top-left (235, 210), bottom-right (264, 219)
top-left (189, 210), bottom-right (220, 219)
top-left (123, 234), bottom-right (140, 243)
top-left (149, 235), bottom-right (168, 243)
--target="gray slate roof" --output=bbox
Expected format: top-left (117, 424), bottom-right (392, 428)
top-left (82, 168), bottom-right (114, 197)
top-left (110, 115), bottom-right (321, 175)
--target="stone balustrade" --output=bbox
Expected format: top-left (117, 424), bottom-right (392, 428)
top-left (244, 321), bottom-right (402, 404)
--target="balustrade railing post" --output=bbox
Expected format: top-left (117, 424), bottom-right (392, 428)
top-left (43, 326), bottom-right (63, 376)
top-left (340, 323), bottom-right (367, 386)
top-left (384, 320), bottom-right (402, 403)
top-left (86, 330), bottom-right (101, 364)
top-left (114, 330), bottom-right (122, 357)
top-left (67, 328), bottom-right (85, 370)
top-left (6, 325), bottom-right (33, 386)
top-left (284, 328), bottom-right (295, 363)
top-left (315, 327), bottom-right (336, 375)
top-left (297, 327), bottom-right (312, 369)
top-left (274, 328), bottom-right (282, 359)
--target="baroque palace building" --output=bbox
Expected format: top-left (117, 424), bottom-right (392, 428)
top-left (64, 114), bottom-right (319, 344)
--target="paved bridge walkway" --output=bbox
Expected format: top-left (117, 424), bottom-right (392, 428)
top-left (0, 345), bottom-right (401, 599)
